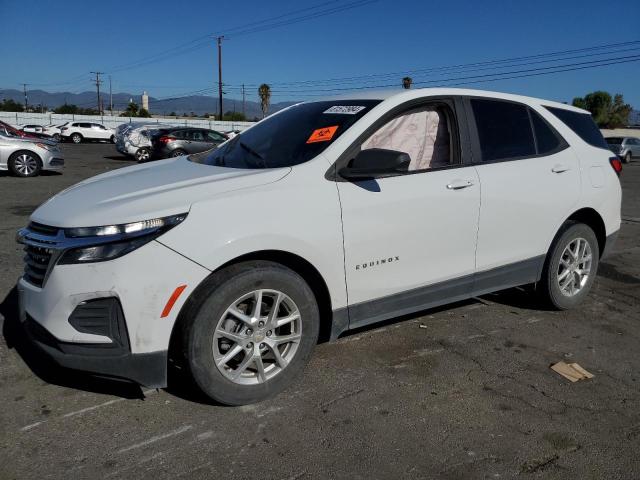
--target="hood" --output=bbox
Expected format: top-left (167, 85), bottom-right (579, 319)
top-left (31, 157), bottom-right (290, 227)
top-left (12, 135), bottom-right (57, 147)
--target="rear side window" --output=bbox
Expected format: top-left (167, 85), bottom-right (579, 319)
top-left (530, 110), bottom-right (563, 154)
top-left (545, 107), bottom-right (608, 149)
top-left (471, 99), bottom-right (536, 161)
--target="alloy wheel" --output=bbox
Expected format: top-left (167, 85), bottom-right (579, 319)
top-left (14, 154), bottom-right (38, 176)
top-left (213, 289), bottom-right (302, 385)
top-left (136, 149), bottom-right (150, 161)
top-left (557, 237), bottom-right (592, 297)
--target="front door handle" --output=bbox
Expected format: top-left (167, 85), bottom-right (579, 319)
top-left (552, 164), bottom-right (571, 173)
top-left (446, 179), bottom-right (474, 190)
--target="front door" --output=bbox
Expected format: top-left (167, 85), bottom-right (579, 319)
top-left (337, 100), bottom-right (480, 328)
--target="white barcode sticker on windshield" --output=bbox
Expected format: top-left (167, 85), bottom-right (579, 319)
top-left (323, 105), bottom-right (367, 115)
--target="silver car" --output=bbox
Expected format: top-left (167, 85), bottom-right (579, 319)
top-left (0, 123), bottom-right (64, 177)
top-left (116, 123), bottom-right (172, 162)
top-left (605, 136), bottom-right (640, 163)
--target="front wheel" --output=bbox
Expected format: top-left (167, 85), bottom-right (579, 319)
top-left (184, 261), bottom-right (319, 405)
top-left (170, 149), bottom-right (187, 158)
top-left (9, 151), bottom-right (42, 177)
top-left (71, 133), bottom-right (82, 144)
top-left (538, 222), bottom-right (599, 310)
top-left (53, 133), bottom-right (60, 141)
top-left (110, 135), bottom-right (115, 144)
top-left (624, 152), bottom-right (632, 164)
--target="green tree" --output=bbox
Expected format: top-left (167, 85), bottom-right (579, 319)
top-left (53, 103), bottom-right (79, 114)
top-left (258, 84), bottom-right (271, 118)
top-left (138, 108), bottom-right (151, 118)
top-left (120, 102), bottom-right (140, 117)
top-left (572, 91), bottom-right (632, 128)
top-left (222, 111), bottom-right (247, 121)
top-left (402, 76), bottom-right (413, 89)
top-left (0, 99), bottom-right (25, 112)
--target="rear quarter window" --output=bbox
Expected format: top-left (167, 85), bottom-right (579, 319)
top-left (544, 107), bottom-right (608, 149)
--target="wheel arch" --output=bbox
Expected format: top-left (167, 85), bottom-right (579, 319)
top-left (168, 249), bottom-right (336, 368)
top-left (563, 207), bottom-right (607, 256)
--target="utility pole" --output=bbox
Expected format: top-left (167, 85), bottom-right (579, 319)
top-left (242, 83), bottom-right (245, 118)
top-left (109, 75), bottom-right (113, 113)
top-left (91, 72), bottom-right (104, 115)
top-left (22, 83), bottom-right (28, 111)
top-left (217, 36), bottom-right (224, 120)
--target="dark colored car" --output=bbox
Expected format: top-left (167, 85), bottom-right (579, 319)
top-left (150, 127), bottom-right (228, 159)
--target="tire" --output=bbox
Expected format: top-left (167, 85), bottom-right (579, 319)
top-left (135, 148), bottom-right (151, 162)
top-left (53, 133), bottom-right (60, 141)
top-left (538, 222), bottom-right (599, 310)
top-left (110, 135), bottom-right (116, 144)
top-left (183, 261), bottom-right (319, 405)
top-left (8, 151), bottom-right (42, 177)
top-left (71, 133), bottom-right (82, 144)
top-left (624, 152), bottom-right (632, 164)
top-left (170, 149), bottom-right (187, 158)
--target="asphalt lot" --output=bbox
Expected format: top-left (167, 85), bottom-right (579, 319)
top-left (1, 143), bottom-right (640, 479)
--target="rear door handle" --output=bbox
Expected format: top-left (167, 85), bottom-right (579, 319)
top-left (446, 179), bottom-right (474, 190)
top-left (552, 164), bottom-right (571, 173)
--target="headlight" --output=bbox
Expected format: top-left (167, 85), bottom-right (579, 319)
top-left (36, 142), bottom-right (56, 151)
top-left (65, 214), bottom-right (186, 238)
top-left (58, 213), bottom-right (187, 264)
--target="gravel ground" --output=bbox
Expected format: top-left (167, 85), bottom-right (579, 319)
top-left (1, 143), bottom-right (639, 479)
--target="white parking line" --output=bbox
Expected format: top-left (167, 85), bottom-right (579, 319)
top-left (117, 425), bottom-right (193, 454)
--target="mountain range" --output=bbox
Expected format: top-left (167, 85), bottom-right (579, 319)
top-left (0, 88), bottom-right (297, 119)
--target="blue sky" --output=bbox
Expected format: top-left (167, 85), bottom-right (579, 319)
top-left (0, 0), bottom-right (639, 106)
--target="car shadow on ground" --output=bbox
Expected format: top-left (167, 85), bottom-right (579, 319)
top-left (103, 154), bottom-right (135, 162)
top-left (0, 283), bottom-right (552, 404)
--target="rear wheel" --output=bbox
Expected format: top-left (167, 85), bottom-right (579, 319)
top-left (170, 149), bottom-right (187, 158)
top-left (538, 222), bottom-right (599, 310)
top-left (110, 135), bottom-right (116, 144)
top-left (184, 261), bottom-right (319, 405)
top-left (624, 152), bottom-right (632, 164)
top-left (9, 151), bottom-right (42, 177)
top-left (135, 148), bottom-right (151, 162)
top-left (71, 133), bottom-right (82, 144)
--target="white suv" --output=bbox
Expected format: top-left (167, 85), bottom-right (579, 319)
top-left (17, 88), bottom-right (621, 405)
top-left (60, 122), bottom-right (115, 144)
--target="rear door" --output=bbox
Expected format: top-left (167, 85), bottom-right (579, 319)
top-left (467, 97), bottom-right (580, 291)
top-left (337, 98), bottom-right (481, 328)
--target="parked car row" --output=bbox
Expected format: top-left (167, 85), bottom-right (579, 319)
top-left (116, 124), bottom-right (229, 162)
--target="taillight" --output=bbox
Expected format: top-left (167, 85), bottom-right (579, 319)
top-left (159, 136), bottom-right (175, 144)
top-left (60, 127), bottom-right (68, 131)
top-left (609, 156), bottom-right (623, 176)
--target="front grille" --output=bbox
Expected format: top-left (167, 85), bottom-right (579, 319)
top-left (21, 223), bottom-right (61, 288)
top-left (24, 245), bottom-right (54, 287)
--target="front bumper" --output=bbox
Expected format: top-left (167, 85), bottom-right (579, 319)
top-left (22, 313), bottom-right (168, 387)
top-left (17, 238), bottom-right (210, 386)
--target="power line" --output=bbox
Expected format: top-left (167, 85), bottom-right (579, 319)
top-left (105, 0), bottom-right (376, 75)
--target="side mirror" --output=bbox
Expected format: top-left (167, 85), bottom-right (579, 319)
top-left (338, 148), bottom-right (411, 179)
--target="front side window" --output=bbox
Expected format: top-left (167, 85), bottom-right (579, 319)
top-left (360, 105), bottom-right (453, 171)
top-left (191, 100), bottom-right (380, 169)
top-left (472, 99), bottom-right (536, 161)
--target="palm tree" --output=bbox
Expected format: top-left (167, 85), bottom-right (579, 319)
top-left (258, 84), bottom-right (271, 118)
top-left (402, 77), bottom-right (413, 89)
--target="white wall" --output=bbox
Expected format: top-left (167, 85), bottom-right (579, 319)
top-left (0, 111), bottom-right (254, 132)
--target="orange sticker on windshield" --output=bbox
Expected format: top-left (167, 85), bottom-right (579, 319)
top-left (306, 125), bottom-right (338, 144)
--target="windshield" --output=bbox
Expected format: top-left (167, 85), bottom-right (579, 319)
top-left (605, 137), bottom-right (624, 144)
top-left (189, 100), bottom-right (380, 169)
